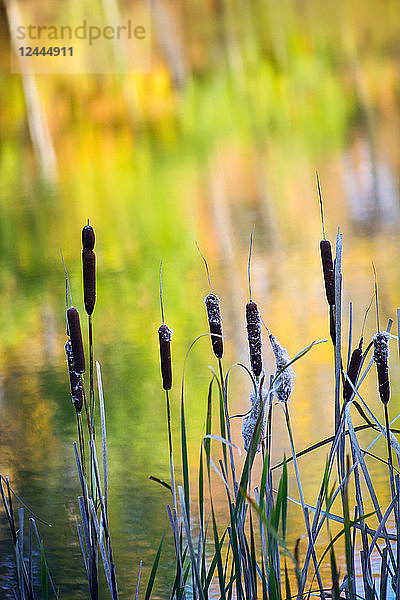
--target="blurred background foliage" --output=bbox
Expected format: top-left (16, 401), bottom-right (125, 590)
top-left (1, 0), bottom-right (400, 597)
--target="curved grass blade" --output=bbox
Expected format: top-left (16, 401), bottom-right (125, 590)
top-left (144, 535), bottom-right (164, 600)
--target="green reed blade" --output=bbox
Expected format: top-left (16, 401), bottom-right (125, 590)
top-left (144, 535), bottom-right (164, 600)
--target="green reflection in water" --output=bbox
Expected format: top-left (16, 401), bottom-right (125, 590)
top-left (1, 0), bottom-right (400, 596)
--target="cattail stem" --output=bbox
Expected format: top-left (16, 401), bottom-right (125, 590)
top-left (165, 390), bottom-right (177, 513)
top-left (76, 411), bottom-right (86, 479)
top-left (218, 357), bottom-right (225, 397)
top-left (89, 315), bottom-right (95, 432)
top-left (384, 403), bottom-right (395, 493)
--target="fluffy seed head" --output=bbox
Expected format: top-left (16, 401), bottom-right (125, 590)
top-left (242, 385), bottom-right (267, 453)
top-left (204, 293), bottom-right (223, 359)
top-left (246, 301), bottom-right (262, 377)
top-left (269, 334), bottom-right (294, 403)
top-left (82, 223), bottom-right (95, 250)
top-left (65, 340), bottom-right (84, 413)
top-left (82, 248), bottom-right (96, 315)
top-left (158, 324), bottom-right (172, 390)
top-left (67, 307), bottom-right (85, 373)
top-left (373, 331), bottom-right (390, 364)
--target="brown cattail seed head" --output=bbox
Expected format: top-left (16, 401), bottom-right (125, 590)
top-left (373, 331), bottom-right (390, 405)
top-left (242, 384), bottom-right (267, 453)
top-left (82, 248), bottom-right (96, 315)
top-left (82, 224), bottom-right (95, 250)
top-left (158, 324), bottom-right (172, 390)
top-left (343, 341), bottom-right (363, 402)
top-left (67, 307), bottom-right (85, 373)
top-left (269, 334), bottom-right (295, 403)
top-left (65, 340), bottom-right (84, 413)
top-left (246, 301), bottom-right (262, 377)
top-left (204, 293), bottom-right (223, 359)
top-left (320, 240), bottom-right (335, 307)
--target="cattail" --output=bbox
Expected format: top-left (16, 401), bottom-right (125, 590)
top-left (269, 334), bottom-right (295, 403)
top-left (317, 173), bottom-right (335, 308)
top-left (320, 240), bottom-right (335, 308)
top-left (204, 293), bottom-right (223, 359)
top-left (246, 301), bottom-right (262, 377)
top-left (65, 340), bottom-right (84, 413)
top-left (158, 324), bottom-right (172, 390)
top-left (82, 223), bottom-right (95, 250)
top-left (373, 331), bottom-right (391, 405)
top-left (242, 384), bottom-right (267, 453)
top-left (343, 338), bottom-right (363, 402)
top-left (82, 248), bottom-right (96, 315)
top-left (195, 241), bottom-right (224, 359)
top-left (67, 307), bottom-right (85, 373)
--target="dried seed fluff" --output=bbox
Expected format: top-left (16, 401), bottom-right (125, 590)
top-left (242, 384), bottom-right (268, 453)
top-left (269, 334), bottom-right (295, 403)
top-left (373, 331), bottom-right (391, 363)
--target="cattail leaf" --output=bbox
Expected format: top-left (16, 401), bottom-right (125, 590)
top-left (248, 509), bottom-right (257, 597)
top-left (227, 505), bottom-right (243, 599)
top-left (204, 528), bottom-right (226, 595)
top-left (16, 509), bottom-right (25, 600)
top-left (30, 519), bottom-right (58, 597)
top-left (284, 561), bottom-right (291, 600)
top-left (67, 307), bottom-right (85, 373)
top-left (41, 540), bottom-right (49, 600)
top-left (77, 524), bottom-right (89, 578)
top-left (281, 456), bottom-right (288, 543)
top-left (96, 362), bottom-right (108, 518)
top-left (88, 500), bottom-right (116, 599)
top-left (198, 447), bottom-right (204, 539)
top-left (134, 561), bottom-right (142, 600)
top-left (144, 535), bottom-right (164, 600)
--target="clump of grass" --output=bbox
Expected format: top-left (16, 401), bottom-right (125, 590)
top-left (6, 213), bottom-right (400, 600)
